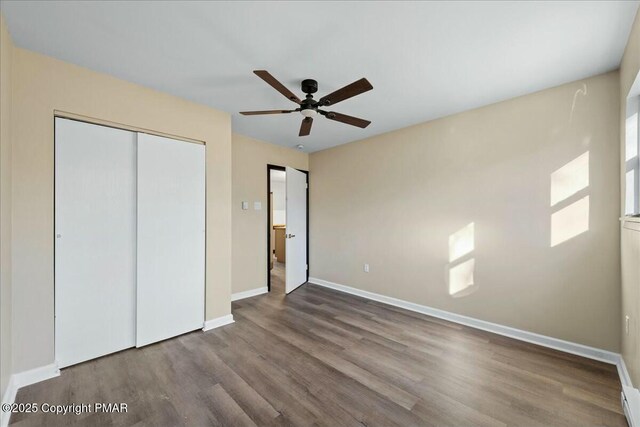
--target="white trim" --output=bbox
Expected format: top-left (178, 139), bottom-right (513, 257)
top-left (619, 356), bottom-right (633, 388)
top-left (1, 376), bottom-right (17, 427)
top-left (623, 385), bottom-right (640, 427)
top-left (621, 216), bottom-right (640, 224)
top-left (618, 356), bottom-right (640, 427)
top-left (231, 286), bottom-right (268, 302)
top-left (12, 363), bottom-right (60, 389)
top-left (616, 355), bottom-right (640, 427)
top-left (309, 277), bottom-right (620, 364)
top-left (202, 314), bottom-right (235, 332)
top-left (1, 363), bottom-right (60, 427)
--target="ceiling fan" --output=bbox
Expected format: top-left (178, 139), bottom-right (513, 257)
top-left (240, 70), bottom-right (373, 137)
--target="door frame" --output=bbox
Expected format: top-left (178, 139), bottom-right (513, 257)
top-left (53, 115), bottom-right (207, 367)
top-left (267, 164), bottom-right (309, 292)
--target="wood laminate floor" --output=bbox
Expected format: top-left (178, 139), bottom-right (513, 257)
top-left (10, 277), bottom-right (626, 427)
top-left (270, 260), bottom-right (285, 294)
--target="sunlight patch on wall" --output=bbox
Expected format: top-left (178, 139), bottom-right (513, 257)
top-left (448, 258), bottom-right (475, 297)
top-left (551, 196), bottom-right (590, 247)
top-left (448, 222), bottom-right (474, 262)
top-left (447, 223), bottom-right (477, 297)
top-left (550, 152), bottom-right (589, 206)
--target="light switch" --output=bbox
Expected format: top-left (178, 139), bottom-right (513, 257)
top-left (242, 201), bottom-right (249, 210)
top-left (254, 201), bottom-right (262, 210)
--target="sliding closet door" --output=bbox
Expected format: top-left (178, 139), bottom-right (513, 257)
top-left (55, 118), bottom-right (137, 368)
top-left (136, 134), bottom-right (205, 347)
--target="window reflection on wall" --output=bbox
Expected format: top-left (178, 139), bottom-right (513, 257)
top-left (550, 152), bottom-right (589, 207)
top-left (550, 152), bottom-right (590, 247)
top-left (551, 196), bottom-right (590, 247)
top-left (448, 222), bottom-right (477, 297)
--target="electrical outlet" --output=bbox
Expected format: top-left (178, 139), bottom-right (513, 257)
top-left (626, 315), bottom-right (630, 335)
top-left (364, 263), bottom-right (369, 273)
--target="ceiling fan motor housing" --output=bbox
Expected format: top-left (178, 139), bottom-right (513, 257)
top-left (300, 79), bottom-right (319, 115)
top-left (301, 79), bottom-right (318, 94)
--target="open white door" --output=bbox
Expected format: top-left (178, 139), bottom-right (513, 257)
top-left (285, 166), bottom-right (307, 293)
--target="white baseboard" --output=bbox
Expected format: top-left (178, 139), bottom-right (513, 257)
top-left (619, 356), bottom-right (633, 387)
top-left (202, 314), bottom-right (235, 332)
top-left (12, 363), bottom-right (60, 389)
top-left (623, 384), bottom-right (640, 427)
top-left (617, 356), bottom-right (640, 427)
top-left (1, 363), bottom-right (60, 427)
top-left (1, 376), bottom-right (17, 427)
top-left (309, 277), bottom-right (621, 365)
top-left (232, 286), bottom-right (268, 302)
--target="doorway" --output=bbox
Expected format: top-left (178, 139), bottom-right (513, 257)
top-left (267, 164), bottom-right (309, 294)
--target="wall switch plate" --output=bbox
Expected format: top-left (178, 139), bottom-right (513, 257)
top-left (254, 201), bottom-right (262, 210)
top-left (242, 201), bottom-right (249, 210)
top-left (364, 263), bottom-right (369, 273)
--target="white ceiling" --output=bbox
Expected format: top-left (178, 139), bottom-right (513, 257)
top-left (2, 1), bottom-right (638, 152)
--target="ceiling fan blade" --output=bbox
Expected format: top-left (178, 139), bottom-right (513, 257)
top-left (318, 78), bottom-right (373, 107)
top-left (299, 117), bottom-right (313, 136)
top-left (254, 70), bottom-right (302, 104)
top-left (324, 111), bottom-right (371, 128)
top-left (240, 110), bottom-right (296, 115)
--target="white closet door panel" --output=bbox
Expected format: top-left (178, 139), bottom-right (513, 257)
top-left (55, 118), bottom-right (137, 368)
top-left (136, 133), bottom-right (205, 347)
top-left (285, 166), bottom-right (307, 293)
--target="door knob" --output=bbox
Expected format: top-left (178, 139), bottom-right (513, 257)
top-left (286, 234), bottom-right (296, 238)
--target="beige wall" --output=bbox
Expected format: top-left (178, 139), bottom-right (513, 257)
top-left (1, 14), bottom-right (13, 397)
top-left (10, 47), bottom-right (232, 373)
top-left (232, 133), bottom-right (308, 294)
top-left (620, 10), bottom-right (640, 386)
top-left (310, 72), bottom-right (621, 352)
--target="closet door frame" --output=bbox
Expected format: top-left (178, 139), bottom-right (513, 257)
top-left (53, 114), bottom-right (206, 367)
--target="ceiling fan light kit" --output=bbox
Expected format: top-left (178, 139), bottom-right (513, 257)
top-left (300, 108), bottom-right (317, 118)
top-left (240, 71), bottom-right (373, 137)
